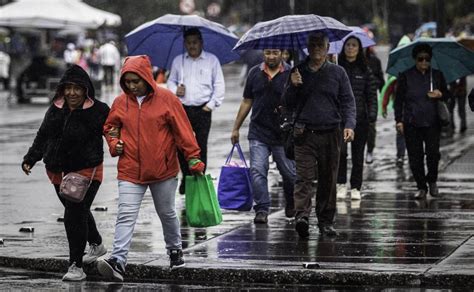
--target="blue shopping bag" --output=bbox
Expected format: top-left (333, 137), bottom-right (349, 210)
top-left (217, 143), bottom-right (253, 211)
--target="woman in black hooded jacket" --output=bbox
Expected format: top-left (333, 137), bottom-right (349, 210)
top-left (21, 65), bottom-right (110, 281)
top-left (336, 36), bottom-right (378, 201)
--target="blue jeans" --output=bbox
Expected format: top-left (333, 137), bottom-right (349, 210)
top-left (111, 178), bottom-right (181, 267)
top-left (249, 139), bottom-right (296, 213)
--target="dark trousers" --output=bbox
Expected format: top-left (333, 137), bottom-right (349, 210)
top-left (294, 128), bottom-right (341, 226)
top-left (0, 77), bottom-right (9, 90)
top-left (449, 94), bottom-right (467, 130)
top-left (404, 125), bottom-right (441, 191)
top-left (178, 105), bottom-right (212, 180)
top-left (103, 65), bottom-right (114, 86)
top-left (396, 131), bottom-right (406, 158)
top-left (54, 180), bottom-right (102, 268)
top-left (337, 121), bottom-right (369, 190)
top-left (366, 121), bottom-right (376, 153)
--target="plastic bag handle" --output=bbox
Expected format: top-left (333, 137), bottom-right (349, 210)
top-left (225, 143), bottom-right (248, 168)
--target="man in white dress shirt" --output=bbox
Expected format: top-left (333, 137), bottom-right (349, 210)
top-left (167, 27), bottom-right (225, 194)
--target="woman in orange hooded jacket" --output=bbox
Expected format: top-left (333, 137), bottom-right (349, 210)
top-left (97, 55), bottom-right (204, 281)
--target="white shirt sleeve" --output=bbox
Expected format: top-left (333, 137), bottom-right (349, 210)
top-left (166, 56), bottom-right (180, 95)
top-left (206, 56), bottom-right (225, 110)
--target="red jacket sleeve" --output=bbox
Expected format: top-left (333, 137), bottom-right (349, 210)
top-left (167, 96), bottom-right (201, 161)
top-left (103, 98), bottom-right (122, 157)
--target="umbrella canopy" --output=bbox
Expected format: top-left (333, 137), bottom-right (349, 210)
top-left (0, 0), bottom-right (121, 29)
top-left (125, 14), bottom-right (241, 70)
top-left (233, 14), bottom-right (351, 51)
top-left (328, 26), bottom-right (375, 54)
top-left (386, 38), bottom-right (474, 83)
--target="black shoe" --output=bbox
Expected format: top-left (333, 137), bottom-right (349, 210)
top-left (97, 257), bottom-right (124, 282)
top-left (460, 126), bottom-right (467, 133)
top-left (169, 249), bottom-right (185, 270)
top-left (284, 204), bottom-right (296, 218)
top-left (295, 216), bottom-right (309, 238)
top-left (318, 225), bottom-right (338, 237)
top-left (179, 180), bottom-right (185, 195)
top-left (414, 189), bottom-right (427, 200)
top-left (428, 182), bottom-right (439, 197)
top-left (253, 212), bottom-right (268, 224)
top-left (396, 157), bottom-right (404, 167)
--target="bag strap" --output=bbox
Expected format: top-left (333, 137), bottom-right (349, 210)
top-left (225, 143), bottom-right (249, 168)
top-left (88, 167), bottom-right (97, 187)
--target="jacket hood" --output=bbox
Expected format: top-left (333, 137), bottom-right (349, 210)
top-left (54, 65), bottom-right (95, 101)
top-left (119, 55), bottom-right (157, 96)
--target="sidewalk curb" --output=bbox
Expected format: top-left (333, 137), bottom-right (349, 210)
top-left (1, 255), bottom-right (472, 288)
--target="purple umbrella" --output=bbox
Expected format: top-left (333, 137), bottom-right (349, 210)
top-left (328, 26), bottom-right (376, 54)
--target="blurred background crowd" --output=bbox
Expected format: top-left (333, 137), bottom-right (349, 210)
top-left (0, 0), bottom-right (471, 104)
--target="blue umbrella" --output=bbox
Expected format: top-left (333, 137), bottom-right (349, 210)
top-left (386, 37), bottom-right (474, 83)
top-left (328, 26), bottom-right (375, 54)
top-left (232, 14), bottom-right (351, 51)
top-left (125, 14), bottom-right (241, 70)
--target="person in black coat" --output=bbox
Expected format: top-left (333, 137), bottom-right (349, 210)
top-left (394, 44), bottom-right (450, 199)
top-left (21, 65), bottom-right (110, 281)
top-left (336, 36), bottom-right (378, 201)
top-left (365, 47), bottom-right (385, 163)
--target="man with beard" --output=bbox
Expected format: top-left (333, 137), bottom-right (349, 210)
top-left (231, 49), bottom-right (296, 224)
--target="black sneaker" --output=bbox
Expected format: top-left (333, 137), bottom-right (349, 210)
top-left (285, 204), bottom-right (296, 218)
top-left (428, 182), bottom-right (439, 197)
top-left (414, 189), bottom-right (427, 200)
top-left (396, 157), bottom-right (404, 167)
top-left (253, 212), bottom-right (268, 224)
top-left (318, 225), bottom-right (338, 237)
top-left (97, 257), bottom-right (124, 282)
top-left (169, 249), bottom-right (185, 270)
top-left (295, 216), bottom-right (309, 238)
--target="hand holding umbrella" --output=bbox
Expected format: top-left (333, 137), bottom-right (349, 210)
top-left (291, 68), bottom-right (303, 86)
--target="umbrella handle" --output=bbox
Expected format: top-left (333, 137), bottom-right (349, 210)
top-left (430, 69), bottom-right (433, 91)
top-left (180, 53), bottom-right (184, 84)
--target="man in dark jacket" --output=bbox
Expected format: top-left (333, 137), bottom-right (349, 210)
top-left (282, 32), bottom-right (356, 238)
top-left (394, 44), bottom-right (450, 199)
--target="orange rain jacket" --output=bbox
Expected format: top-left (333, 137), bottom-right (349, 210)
top-left (104, 55), bottom-right (200, 184)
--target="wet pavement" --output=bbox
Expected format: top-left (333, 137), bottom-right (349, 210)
top-left (1, 50), bottom-right (474, 289)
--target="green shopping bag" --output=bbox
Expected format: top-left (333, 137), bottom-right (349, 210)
top-left (185, 174), bottom-right (223, 227)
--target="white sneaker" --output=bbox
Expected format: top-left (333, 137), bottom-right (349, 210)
top-left (83, 243), bottom-right (107, 265)
top-left (336, 184), bottom-right (347, 200)
top-left (62, 262), bottom-right (86, 281)
top-left (351, 188), bottom-right (361, 200)
top-left (366, 152), bottom-right (374, 164)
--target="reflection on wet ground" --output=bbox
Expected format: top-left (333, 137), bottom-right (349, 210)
top-left (177, 144), bottom-right (474, 272)
top-left (1, 68), bottom-right (474, 289)
top-left (0, 266), bottom-right (468, 291)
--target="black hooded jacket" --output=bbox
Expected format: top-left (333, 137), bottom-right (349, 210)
top-left (23, 65), bottom-right (110, 173)
top-left (339, 59), bottom-right (378, 123)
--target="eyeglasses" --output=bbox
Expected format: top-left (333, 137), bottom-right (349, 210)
top-left (416, 56), bottom-right (431, 62)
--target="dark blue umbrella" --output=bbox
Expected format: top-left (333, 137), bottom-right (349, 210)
top-left (125, 14), bottom-right (241, 70)
top-left (233, 14), bottom-right (351, 51)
